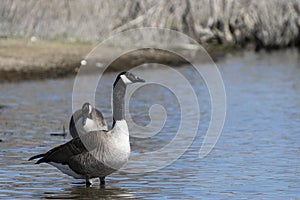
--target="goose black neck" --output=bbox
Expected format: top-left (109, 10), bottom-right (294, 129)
top-left (113, 81), bottom-right (126, 122)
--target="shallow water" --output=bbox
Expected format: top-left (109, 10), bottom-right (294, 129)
top-left (0, 50), bottom-right (299, 199)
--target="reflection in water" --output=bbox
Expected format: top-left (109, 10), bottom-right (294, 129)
top-left (44, 186), bottom-right (136, 199)
top-left (0, 50), bottom-right (299, 199)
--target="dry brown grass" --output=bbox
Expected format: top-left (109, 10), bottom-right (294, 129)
top-left (1, 0), bottom-right (299, 49)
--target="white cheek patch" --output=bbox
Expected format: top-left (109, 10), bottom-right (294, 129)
top-left (120, 74), bottom-right (133, 84)
top-left (83, 118), bottom-right (99, 132)
top-left (88, 105), bottom-right (92, 114)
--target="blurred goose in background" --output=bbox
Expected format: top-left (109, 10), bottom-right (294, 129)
top-left (69, 102), bottom-right (108, 138)
top-left (29, 71), bottom-right (145, 186)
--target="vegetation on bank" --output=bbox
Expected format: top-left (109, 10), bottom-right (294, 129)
top-left (1, 0), bottom-right (299, 49)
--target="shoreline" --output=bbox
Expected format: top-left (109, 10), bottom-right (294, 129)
top-left (0, 38), bottom-right (236, 82)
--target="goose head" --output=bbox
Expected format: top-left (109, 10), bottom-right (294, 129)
top-left (81, 102), bottom-right (99, 130)
top-left (82, 102), bottom-right (93, 120)
top-left (114, 71), bottom-right (145, 87)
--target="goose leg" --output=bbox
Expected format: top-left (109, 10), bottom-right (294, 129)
top-left (100, 177), bottom-right (105, 186)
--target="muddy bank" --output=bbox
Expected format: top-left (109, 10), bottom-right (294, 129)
top-left (0, 38), bottom-right (229, 82)
top-left (0, 39), bottom-right (90, 81)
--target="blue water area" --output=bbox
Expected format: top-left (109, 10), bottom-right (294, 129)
top-left (0, 49), bottom-right (299, 199)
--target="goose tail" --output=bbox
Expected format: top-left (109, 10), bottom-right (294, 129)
top-left (28, 153), bottom-right (46, 163)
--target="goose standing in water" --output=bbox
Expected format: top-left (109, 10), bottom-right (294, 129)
top-left (69, 102), bottom-right (108, 138)
top-left (29, 72), bottom-right (145, 186)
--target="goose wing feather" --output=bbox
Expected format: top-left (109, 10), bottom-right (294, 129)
top-left (29, 131), bottom-right (101, 165)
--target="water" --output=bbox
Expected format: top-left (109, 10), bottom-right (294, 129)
top-left (0, 50), bottom-right (299, 199)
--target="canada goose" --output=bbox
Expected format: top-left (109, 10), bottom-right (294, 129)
top-left (69, 102), bottom-right (108, 138)
top-left (29, 71), bottom-right (145, 186)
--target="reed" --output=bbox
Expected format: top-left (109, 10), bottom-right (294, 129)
top-left (0, 0), bottom-right (299, 49)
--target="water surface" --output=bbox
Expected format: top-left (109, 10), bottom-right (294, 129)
top-left (0, 50), bottom-right (299, 199)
